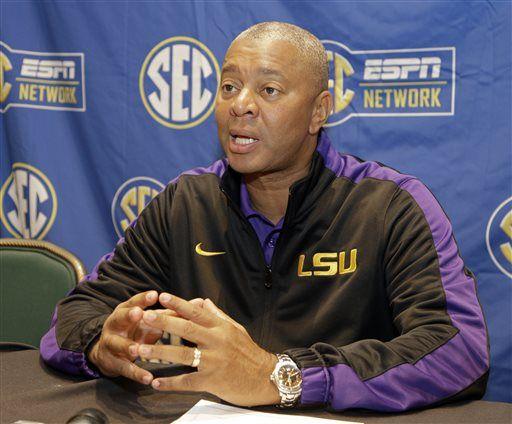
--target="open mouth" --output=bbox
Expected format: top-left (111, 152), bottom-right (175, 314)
top-left (230, 134), bottom-right (259, 145)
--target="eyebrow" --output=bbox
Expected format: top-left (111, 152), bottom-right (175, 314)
top-left (221, 64), bottom-right (287, 80)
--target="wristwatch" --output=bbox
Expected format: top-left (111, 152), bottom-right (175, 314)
top-left (270, 354), bottom-right (302, 407)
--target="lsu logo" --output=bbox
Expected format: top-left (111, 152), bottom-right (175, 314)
top-left (486, 197), bottom-right (512, 279)
top-left (322, 40), bottom-right (455, 126)
top-left (298, 249), bottom-right (357, 277)
top-left (111, 177), bottom-right (165, 237)
top-left (139, 36), bottom-right (220, 129)
top-left (0, 163), bottom-right (57, 239)
top-left (0, 42), bottom-right (85, 112)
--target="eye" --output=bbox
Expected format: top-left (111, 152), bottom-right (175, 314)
top-left (264, 87), bottom-right (278, 96)
top-left (222, 84), bottom-right (237, 93)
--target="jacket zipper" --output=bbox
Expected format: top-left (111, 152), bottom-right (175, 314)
top-left (220, 187), bottom-right (293, 285)
top-left (220, 186), bottom-right (293, 348)
top-left (219, 187), bottom-right (269, 272)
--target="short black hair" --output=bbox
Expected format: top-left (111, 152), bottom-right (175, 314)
top-left (232, 21), bottom-right (329, 94)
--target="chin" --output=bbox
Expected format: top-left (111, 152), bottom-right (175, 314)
top-left (227, 155), bottom-right (263, 175)
top-left (228, 161), bottom-right (255, 175)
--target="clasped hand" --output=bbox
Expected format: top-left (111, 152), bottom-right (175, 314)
top-left (88, 291), bottom-right (279, 406)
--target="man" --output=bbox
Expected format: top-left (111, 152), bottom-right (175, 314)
top-left (41, 22), bottom-right (489, 411)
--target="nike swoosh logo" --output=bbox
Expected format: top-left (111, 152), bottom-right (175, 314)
top-left (195, 243), bottom-right (226, 257)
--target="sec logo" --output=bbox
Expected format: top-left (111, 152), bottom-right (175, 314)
top-left (486, 197), bottom-right (512, 279)
top-left (0, 49), bottom-right (13, 103)
top-left (0, 163), bottom-right (57, 239)
top-left (322, 40), bottom-right (356, 127)
top-left (139, 36), bottom-right (220, 130)
top-left (111, 177), bottom-right (165, 238)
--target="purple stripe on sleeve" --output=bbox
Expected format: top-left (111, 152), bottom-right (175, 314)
top-left (325, 331), bottom-right (486, 411)
top-left (302, 366), bottom-right (331, 404)
top-left (304, 133), bottom-right (489, 410)
top-left (40, 311), bottom-right (99, 378)
top-left (39, 250), bottom-right (117, 375)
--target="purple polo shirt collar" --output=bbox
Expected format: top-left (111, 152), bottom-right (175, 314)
top-left (240, 180), bottom-right (284, 266)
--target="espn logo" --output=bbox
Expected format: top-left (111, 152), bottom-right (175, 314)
top-left (0, 41), bottom-right (85, 113)
top-left (363, 57), bottom-right (441, 80)
top-left (21, 59), bottom-right (76, 80)
top-left (322, 41), bottom-right (455, 125)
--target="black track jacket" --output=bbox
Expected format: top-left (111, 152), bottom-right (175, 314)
top-left (41, 131), bottom-right (489, 411)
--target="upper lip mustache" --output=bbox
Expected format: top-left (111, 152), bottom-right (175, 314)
top-left (229, 130), bottom-right (260, 140)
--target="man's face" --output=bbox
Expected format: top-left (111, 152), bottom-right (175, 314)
top-left (215, 37), bottom-right (322, 176)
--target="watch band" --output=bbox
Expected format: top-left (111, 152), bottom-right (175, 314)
top-left (270, 354), bottom-right (302, 407)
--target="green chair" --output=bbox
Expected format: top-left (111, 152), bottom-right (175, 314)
top-left (0, 238), bottom-right (86, 348)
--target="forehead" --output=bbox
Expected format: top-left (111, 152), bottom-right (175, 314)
top-left (222, 38), bottom-right (303, 77)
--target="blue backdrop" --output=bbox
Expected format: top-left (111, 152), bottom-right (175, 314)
top-left (1, 1), bottom-right (510, 402)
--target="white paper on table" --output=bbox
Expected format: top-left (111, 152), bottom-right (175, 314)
top-left (172, 399), bottom-right (363, 423)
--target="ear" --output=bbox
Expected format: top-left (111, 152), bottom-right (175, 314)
top-left (309, 91), bottom-right (333, 135)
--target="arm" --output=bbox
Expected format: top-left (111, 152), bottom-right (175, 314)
top-left (286, 178), bottom-right (490, 411)
top-left (40, 183), bottom-right (175, 377)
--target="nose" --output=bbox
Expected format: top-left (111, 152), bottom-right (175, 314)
top-left (230, 87), bottom-right (259, 118)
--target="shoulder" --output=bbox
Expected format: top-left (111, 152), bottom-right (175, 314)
top-left (337, 154), bottom-right (450, 246)
top-left (140, 158), bottom-right (229, 201)
top-left (319, 134), bottom-right (448, 235)
top-left (320, 134), bottom-right (437, 209)
top-left (135, 158), bottom-right (228, 219)
top-left (317, 130), bottom-right (417, 191)
top-left (336, 154), bottom-right (438, 214)
top-left (168, 158), bottom-right (228, 186)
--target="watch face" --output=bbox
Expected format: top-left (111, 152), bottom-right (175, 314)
top-left (278, 364), bottom-right (302, 390)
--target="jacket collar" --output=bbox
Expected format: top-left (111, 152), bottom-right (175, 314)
top-left (220, 130), bottom-right (336, 226)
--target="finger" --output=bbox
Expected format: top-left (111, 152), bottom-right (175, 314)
top-left (104, 333), bottom-right (139, 359)
top-left (152, 372), bottom-right (203, 392)
top-left (189, 298), bottom-right (205, 308)
top-left (108, 291), bottom-right (159, 331)
top-left (132, 325), bottom-right (163, 345)
top-left (133, 309), bottom-right (179, 344)
top-left (159, 293), bottom-right (218, 327)
top-left (204, 299), bottom-right (247, 333)
top-left (135, 308), bottom-right (177, 330)
top-left (138, 344), bottom-right (199, 367)
top-left (155, 308), bottom-right (180, 316)
top-left (142, 311), bottom-right (208, 345)
top-left (111, 357), bottom-right (153, 385)
top-left (107, 306), bottom-right (143, 331)
top-left (119, 290), bottom-right (159, 309)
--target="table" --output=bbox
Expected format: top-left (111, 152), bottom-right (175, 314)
top-left (1, 350), bottom-right (511, 423)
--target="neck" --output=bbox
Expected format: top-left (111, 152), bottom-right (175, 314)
top-left (244, 138), bottom-right (317, 225)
